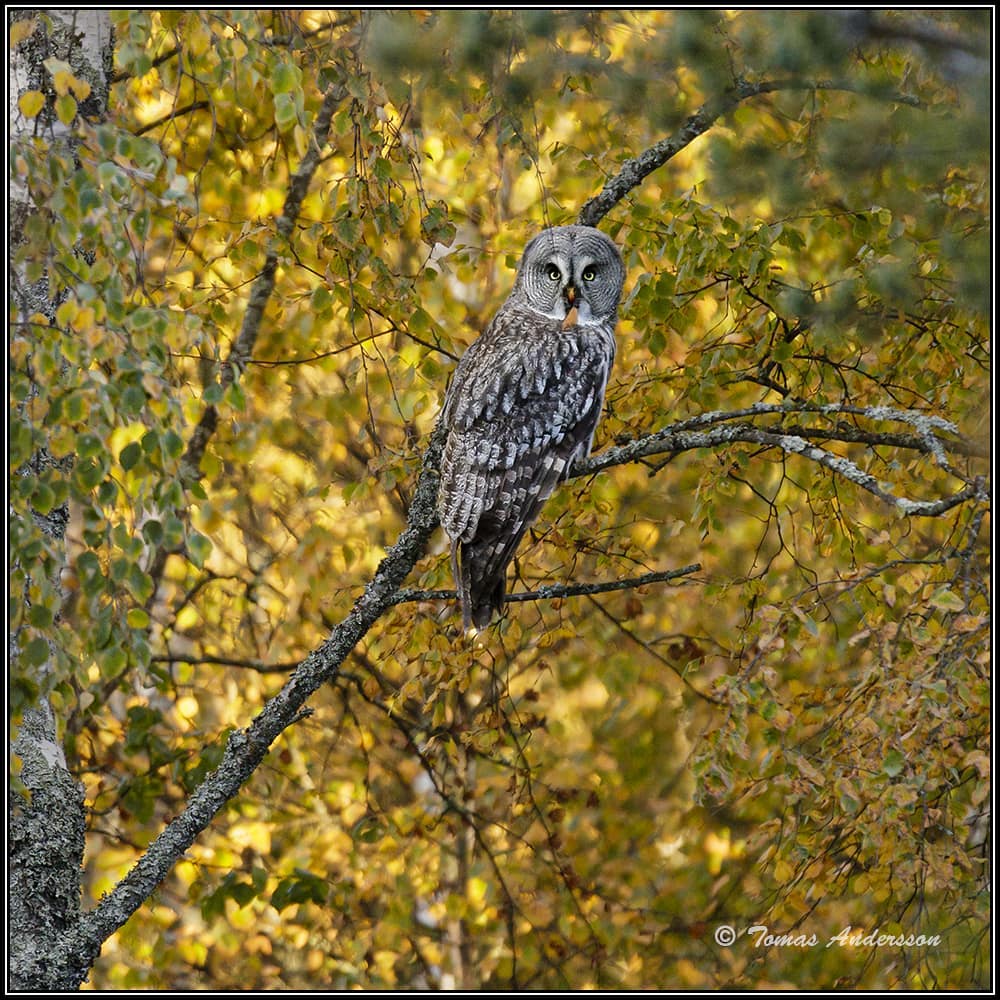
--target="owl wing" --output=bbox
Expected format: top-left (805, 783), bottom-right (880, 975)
top-left (438, 308), bottom-right (615, 627)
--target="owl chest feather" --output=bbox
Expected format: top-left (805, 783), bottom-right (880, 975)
top-left (446, 306), bottom-right (614, 431)
top-left (438, 305), bottom-right (615, 545)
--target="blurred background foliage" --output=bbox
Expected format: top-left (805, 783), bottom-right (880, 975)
top-left (9, 9), bottom-right (989, 989)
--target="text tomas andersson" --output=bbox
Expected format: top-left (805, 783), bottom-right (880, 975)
top-left (747, 925), bottom-right (943, 949)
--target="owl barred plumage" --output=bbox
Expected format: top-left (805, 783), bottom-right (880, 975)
top-left (438, 225), bottom-right (625, 629)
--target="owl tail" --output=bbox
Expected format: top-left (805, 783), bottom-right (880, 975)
top-left (451, 539), bottom-right (505, 631)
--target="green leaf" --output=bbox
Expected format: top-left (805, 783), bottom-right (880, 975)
top-left (28, 605), bottom-right (54, 629)
top-left (126, 563), bottom-right (154, 603)
top-left (77, 433), bottom-right (104, 459)
top-left (203, 383), bottom-right (224, 406)
top-left (224, 382), bottom-right (246, 412)
top-left (10, 418), bottom-right (33, 467)
top-left (883, 749), bottom-right (906, 778)
top-left (162, 514), bottom-right (185, 548)
top-left (141, 519), bottom-right (164, 545)
top-left (928, 587), bottom-right (965, 612)
top-left (98, 646), bottom-right (127, 677)
top-left (188, 531), bottom-right (213, 568)
top-left (31, 480), bottom-right (56, 515)
top-left (162, 429), bottom-right (184, 459)
top-left (127, 607), bottom-right (151, 629)
top-left (120, 441), bottom-right (142, 471)
top-left (98, 479), bottom-right (118, 505)
top-left (271, 870), bottom-right (329, 911)
top-left (75, 457), bottom-right (106, 491)
top-left (121, 384), bottom-right (147, 415)
top-left (55, 94), bottom-right (77, 125)
top-left (22, 636), bottom-right (51, 667)
top-left (271, 61), bottom-right (300, 94)
top-left (274, 92), bottom-right (298, 130)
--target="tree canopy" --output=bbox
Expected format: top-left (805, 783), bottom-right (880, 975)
top-left (9, 9), bottom-right (990, 990)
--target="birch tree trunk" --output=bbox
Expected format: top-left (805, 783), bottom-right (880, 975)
top-left (9, 9), bottom-right (112, 990)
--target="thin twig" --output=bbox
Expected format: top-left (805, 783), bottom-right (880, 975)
top-left (134, 100), bottom-right (210, 136)
top-left (150, 654), bottom-right (299, 673)
top-left (393, 565), bottom-right (702, 607)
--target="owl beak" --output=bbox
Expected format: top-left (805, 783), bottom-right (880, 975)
top-left (562, 285), bottom-right (579, 330)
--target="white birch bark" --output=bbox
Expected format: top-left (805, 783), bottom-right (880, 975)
top-left (9, 9), bottom-right (112, 990)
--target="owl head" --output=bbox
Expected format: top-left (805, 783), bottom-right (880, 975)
top-left (511, 225), bottom-right (624, 325)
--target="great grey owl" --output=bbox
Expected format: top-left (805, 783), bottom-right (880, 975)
top-left (437, 224), bottom-right (625, 629)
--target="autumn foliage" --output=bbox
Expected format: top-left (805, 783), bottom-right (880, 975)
top-left (9, 10), bottom-right (989, 990)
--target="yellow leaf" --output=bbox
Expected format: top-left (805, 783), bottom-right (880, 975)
top-left (466, 876), bottom-right (488, 908)
top-left (70, 305), bottom-right (96, 332)
top-left (126, 607), bottom-right (150, 629)
top-left (187, 22), bottom-right (212, 56)
top-left (228, 903), bottom-right (257, 930)
top-left (230, 820), bottom-right (272, 854)
top-left (18, 90), bottom-right (45, 118)
top-left (953, 613), bottom-right (985, 633)
top-left (55, 299), bottom-right (78, 327)
top-left (9, 19), bottom-right (37, 46)
top-left (70, 75), bottom-right (92, 101)
top-left (53, 70), bottom-right (74, 96)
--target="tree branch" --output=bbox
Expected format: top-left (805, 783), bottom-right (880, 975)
top-left (180, 81), bottom-right (349, 477)
top-left (393, 565), bottom-right (702, 608)
top-left (10, 11), bottom-right (110, 990)
top-left (576, 416), bottom-right (985, 518)
top-left (577, 77), bottom-right (921, 227)
top-left (618, 400), bottom-right (986, 463)
top-left (852, 9), bottom-right (990, 61)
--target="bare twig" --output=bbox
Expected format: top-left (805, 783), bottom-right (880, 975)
top-left (586, 596), bottom-right (725, 706)
top-left (134, 100), bottom-right (211, 136)
top-left (150, 654), bottom-right (300, 673)
top-left (393, 565), bottom-right (702, 607)
top-left (108, 45), bottom-right (181, 85)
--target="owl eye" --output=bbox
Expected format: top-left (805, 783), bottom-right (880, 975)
top-left (545, 264), bottom-right (561, 282)
top-left (582, 267), bottom-right (596, 282)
